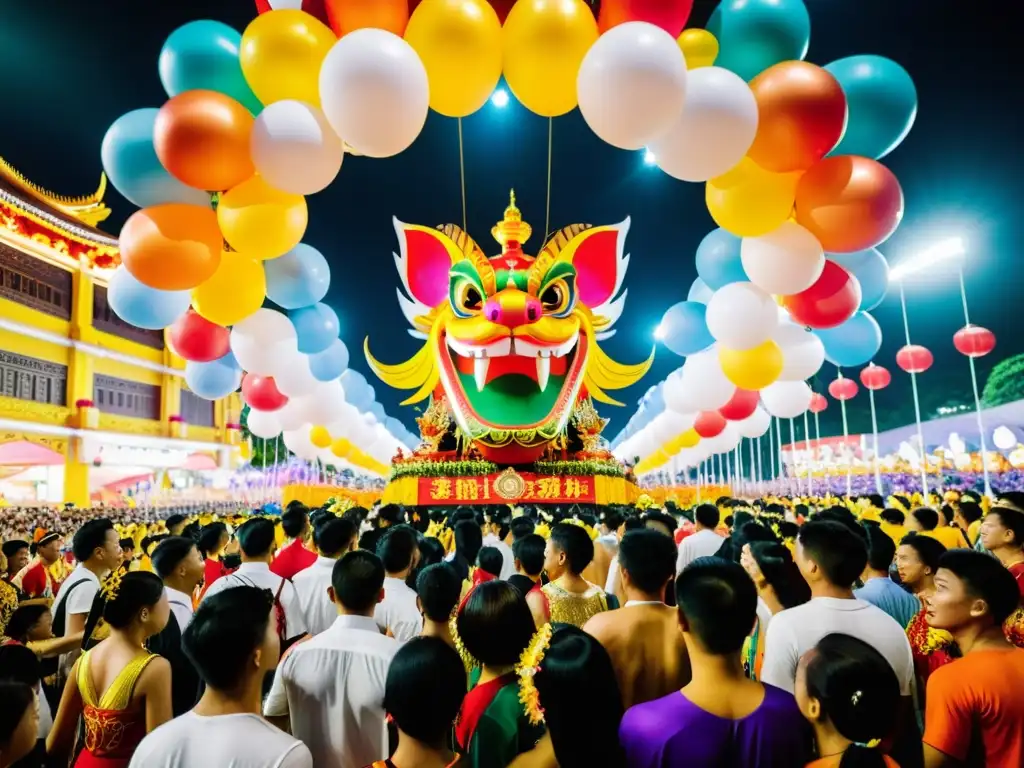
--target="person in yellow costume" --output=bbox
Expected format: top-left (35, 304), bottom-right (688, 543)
top-left (541, 520), bottom-right (612, 628)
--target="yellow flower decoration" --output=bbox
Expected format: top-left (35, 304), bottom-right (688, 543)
top-left (449, 606), bottom-right (478, 673)
top-left (636, 494), bottom-right (656, 511)
top-left (101, 568), bottom-right (124, 602)
top-left (517, 623), bottom-right (553, 726)
top-left (534, 523), bottom-right (551, 540)
top-left (562, 517), bottom-right (598, 541)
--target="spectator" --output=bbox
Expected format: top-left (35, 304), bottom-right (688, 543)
top-left (293, 517), bottom-right (357, 636)
top-left (676, 505), bottom-right (724, 574)
top-left (374, 526), bottom-right (423, 643)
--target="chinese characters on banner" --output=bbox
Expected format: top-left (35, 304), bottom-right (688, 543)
top-left (417, 474), bottom-right (597, 505)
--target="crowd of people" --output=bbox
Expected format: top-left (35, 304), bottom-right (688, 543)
top-left (0, 489), bottom-right (1023, 767)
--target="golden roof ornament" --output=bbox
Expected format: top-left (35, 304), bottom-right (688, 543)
top-left (491, 189), bottom-right (532, 251)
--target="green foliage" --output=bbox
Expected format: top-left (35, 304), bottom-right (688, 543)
top-left (391, 460), bottom-right (498, 480)
top-left (240, 405), bottom-right (289, 468)
top-left (533, 460), bottom-right (624, 478)
top-left (983, 353), bottom-right (1024, 407)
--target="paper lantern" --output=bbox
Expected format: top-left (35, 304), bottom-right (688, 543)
top-left (828, 377), bottom-right (858, 401)
top-left (896, 344), bottom-right (933, 374)
top-left (859, 363), bottom-right (892, 391)
top-left (808, 392), bottom-right (828, 413)
top-left (953, 325), bottom-right (996, 358)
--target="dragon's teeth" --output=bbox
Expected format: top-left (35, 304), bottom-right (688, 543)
top-left (536, 356), bottom-right (550, 392)
top-left (474, 356), bottom-right (489, 391)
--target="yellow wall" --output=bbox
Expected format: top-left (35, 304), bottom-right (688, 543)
top-left (92, 356), bottom-right (163, 386)
top-left (0, 296), bottom-right (71, 337)
top-left (0, 327), bottom-right (69, 366)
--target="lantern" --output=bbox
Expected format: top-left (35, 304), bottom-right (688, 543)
top-left (808, 392), bottom-right (829, 414)
top-left (953, 325), bottom-right (996, 358)
top-left (859, 363), bottom-right (892, 391)
top-left (828, 377), bottom-right (859, 401)
top-left (896, 344), bottom-right (933, 374)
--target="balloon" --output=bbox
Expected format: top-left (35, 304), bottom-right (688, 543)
top-left (860, 363), bottom-right (891, 391)
top-left (651, 411), bottom-right (692, 445)
top-left (706, 0), bottom-right (810, 81)
top-left (309, 425), bottom-right (332, 448)
top-left (242, 373), bottom-right (289, 411)
top-left (272, 350), bottom-right (319, 397)
top-left (106, 267), bottom-right (191, 330)
top-left (694, 411), bottom-right (727, 439)
top-left (953, 325), bottom-right (996, 358)
top-left (217, 175), bottom-right (308, 260)
top-left (185, 351), bottom-right (243, 400)
top-left (706, 282), bottom-right (779, 351)
top-left (309, 339), bottom-right (350, 381)
top-left (101, 109), bottom-right (212, 209)
top-left (153, 90), bottom-right (255, 192)
top-left (325, 0), bottom-right (409, 36)
top-left (191, 251), bottom-right (267, 326)
top-left (658, 301), bottom-right (713, 357)
top-left (246, 407), bottom-right (283, 439)
top-left (747, 61), bottom-right (847, 173)
top-left (827, 248), bottom-right (889, 311)
top-left (993, 426), bottom-right (1018, 452)
top-left (825, 55), bottom-right (917, 160)
top-left (230, 308), bottom-right (299, 374)
top-left (704, 421), bottom-right (740, 454)
top-left (240, 10), bottom-right (335, 106)
top-left (251, 101), bottom-right (343, 195)
top-left (741, 222), bottom-right (825, 296)
top-left (577, 22), bottom-right (688, 151)
top-left (118, 204), bottom-right (222, 290)
top-left (687, 277), bottom-right (714, 304)
top-left (828, 377), bottom-right (858, 401)
top-left (341, 369), bottom-right (376, 410)
top-left (264, 243), bottom-right (331, 309)
top-left (719, 388), bottom-right (759, 421)
top-left (693, 230), bottom-right (744, 291)
top-left (330, 437), bottom-right (352, 458)
top-left (502, 0), bottom-right (599, 117)
top-left (773, 323), bottom-right (825, 381)
top-left (814, 311), bottom-right (881, 368)
top-left (404, 0), bottom-right (503, 118)
top-left (795, 156), bottom-right (905, 253)
top-left (319, 29), bottom-right (429, 158)
top-left (283, 426), bottom-right (319, 461)
top-left (677, 428), bottom-right (701, 448)
top-left (159, 20), bottom-right (262, 114)
top-left (706, 157), bottom-right (801, 237)
top-left (896, 344), bottom-right (933, 374)
top-left (678, 28), bottom-right (717, 69)
top-left (808, 392), bottom-right (828, 414)
top-left (169, 310), bottom-right (230, 362)
top-left (651, 66), bottom-right (757, 182)
top-left (599, 0), bottom-right (693, 36)
top-left (290, 302), bottom-right (340, 354)
top-left (718, 340), bottom-right (783, 390)
top-left (679, 349), bottom-right (735, 411)
top-left (760, 379), bottom-right (812, 419)
top-left (781, 261), bottom-right (861, 329)
top-left (736, 406), bottom-right (771, 438)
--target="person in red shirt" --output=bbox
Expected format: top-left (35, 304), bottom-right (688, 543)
top-left (11, 530), bottom-right (62, 600)
top-left (270, 505), bottom-right (317, 580)
top-left (197, 522), bottom-right (236, 601)
top-left (979, 505), bottom-right (1024, 598)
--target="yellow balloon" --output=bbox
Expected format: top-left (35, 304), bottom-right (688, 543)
top-left (330, 438), bottom-right (352, 459)
top-left (309, 425), bottom-right (332, 449)
top-left (191, 251), bottom-right (267, 326)
top-left (404, 0), bottom-right (503, 118)
top-left (678, 29), bottom-right (718, 69)
top-left (678, 428), bottom-right (701, 449)
top-left (218, 176), bottom-right (307, 260)
top-left (718, 340), bottom-right (784, 390)
top-left (706, 157), bottom-right (801, 237)
top-left (502, 0), bottom-right (599, 117)
top-left (240, 9), bottom-right (336, 106)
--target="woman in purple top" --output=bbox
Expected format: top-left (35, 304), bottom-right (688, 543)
top-left (620, 558), bottom-right (811, 767)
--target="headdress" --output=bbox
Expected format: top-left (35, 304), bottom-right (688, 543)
top-left (562, 517), bottom-right (599, 541)
top-left (101, 568), bottom-right (124, 602)
top-left (449, 604), bottom-right (478, 672)
top-left (517, 623), bottom-right (553, 725)
top-left (33, 528), bottom-right (60, 547)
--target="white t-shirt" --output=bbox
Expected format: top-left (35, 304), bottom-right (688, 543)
top-left (292, 557), bottom-right (337, 636)
top-left (52, 564), bottom-right (100, 627)
top-left (676, 529), bottom-right (724, 575)
top-left (165, 586), bottom-right (194, 632)
top-left (128, 711), bottom-right (311, 768)
top-left (201, 562), bottom-right (308, 639)
top-left (482, 535), bottom-right (516, 580)
top-left (373, 576), bottom-right (423, 643)
top-left (760, 596), bottom-right (915, 696)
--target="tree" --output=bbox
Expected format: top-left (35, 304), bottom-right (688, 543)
top-left (240, 405), bottom-right (289, 468)
top-left (983, 353), bottom-right (1024, 407)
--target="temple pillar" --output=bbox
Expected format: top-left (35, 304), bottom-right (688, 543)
top-left (64, 441), bottom-right (90, 506)
top-left (67, 267), bottom-right (95, 422)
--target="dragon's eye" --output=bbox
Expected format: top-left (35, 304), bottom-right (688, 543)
top-left (455, 282), bottom-right (483, 314)
top-left (540, 280), bottom-right (571, 315)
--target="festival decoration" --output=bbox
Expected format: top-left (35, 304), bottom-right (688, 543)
top-left (325, 0), bottom-right (409, 37)
top-left (694, 228), bottom-right (746, 290)
top-left (719, 389), bottom-right (759, 421)
top-left (953, 325), bottom-right (996, 358)
top-left (216, 175), bottom-right (308, 260)
top-left (718, 340), bottom-right (784, 390)
top-left (896, 344), bottom-right (934, 374)
top-left (827, 248), bottom-right (890, 311)
top-left (251, 100), bottom-right (344, 195)
top-left (808, 392), bottom-right (828, 413)
top-left (185, 351), bottom-right (243, 400)
top-left (598, 0), bottom-right (693, 36)
top-left (760, 379), bottom-right (812, 419)
top-left (828, 377), bottom-right (858, 401)
top-left (780, 261), bottom-right (861, 330)
top-left (740, 222), bottom-right (825, 296)
top-left (677, 28), bottom-right (718, 69)
top-left (191, 251), bottom-right (267, 327)
top-left (240, 9), bottom-right (336, 106)
top-left (264, 243), bottom-right (332, 309)
top-left (118, 204), bottom-right (222, 291)
top-left (290, 302), bottom-right (341, 354)
top-left (706, 158), bottom-right (800, 238)
top-left (859, 363), bottom-right (892, 391)
top-left (159, 20), bottom-right (262, 113)
top-left (169, 310), bottom-right (231, 363)
top-left (673, 348), bottom-right (735, 411)
top-left (694, 411), bottom-right (727, 439)
top-left (309, 339), bottom-right (351, 382)
top-left (773, 323), bottom-right (825, 381)
top-left (106, 267), bottom-right (191, 330)
top-left (707, 0), bottom-right (811, 81)
top-left (706, 281), bottom-right (779, 350)
top-left (814, 311), bottom-right (882, 368)
top-left (242, 374), bottom-right (289, 412)
top-left (658, 301), bottom-right (713, 357)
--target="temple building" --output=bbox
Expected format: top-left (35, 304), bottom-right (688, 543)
top-left (0, 157), bottom-right (242, 505)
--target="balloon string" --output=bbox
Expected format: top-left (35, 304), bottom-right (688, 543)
top-left (457, 118), bottom-right (468, 232)
top-left (545, 117), bottom-right (553, 239)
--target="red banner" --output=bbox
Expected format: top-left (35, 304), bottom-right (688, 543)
top-left (416, 472), bottom-right (598, 505)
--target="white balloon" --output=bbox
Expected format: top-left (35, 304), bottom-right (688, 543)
top-left (230, 309), bottom-right (298, 374)
top-left (246, 408), bottom-right (282, 439)
top-left (774, 324), bottom-right (826, 381)
top-left (687, 277), bottom-right (714, 304)
top-left (736, 407), bottom-right (771, 438)
top-left (705, 282), bottom-right (779, 350)
top-left (760, 380), bottom-right (812, 419)
top-left (319, 29), bottom-right (429, 158)
top-left (577, 22), bottom-right (687, 150)
top-left (651, 411), bottom-right (694, 445)
top-left (704, 421), bottom-right (740, 454)
top-left (283, 427), bottom-right (319, 461)
top-left (275, 400), bottom-right (307, 432)
top-left (314, 380), bottom-right (349, 424)
top-left (741, 222), bottom-right (825, 295)
top-left (271, 351), bottom-right (319, 397)
top-left (251, 100), bottom-right (343, 195)
top-left (680, 348), bottom-right (736, 411)
top-left (651, 67), bottom-right (757, 182)
top-left (993, 425), bottom-right (1017, 451)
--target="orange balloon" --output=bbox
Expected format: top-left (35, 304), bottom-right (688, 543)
top-left (325, 0), bottom-right (409, 37)
top-left (748, 61), bottom-right (848, 173)
top-left (118, 204), bottom-right (223, 291)
top-left (154, 90), bottom-right (255, 192)
top-left (795, 156), bottom-right (904, 253)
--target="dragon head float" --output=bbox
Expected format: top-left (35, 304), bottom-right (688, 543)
top-left (365, 191), bottom-right (653, 464)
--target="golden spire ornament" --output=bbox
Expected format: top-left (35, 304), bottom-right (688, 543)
top-left (491, 189), bottom-right (532, 251)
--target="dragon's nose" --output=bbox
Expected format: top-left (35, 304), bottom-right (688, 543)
top-left (484, 293), bottom-right (542, 328)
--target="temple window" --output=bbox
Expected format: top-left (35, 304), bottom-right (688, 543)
top-left (93, 374), bottom-right (160, 420)
top-left (0, 350), bottom-right (68, 405)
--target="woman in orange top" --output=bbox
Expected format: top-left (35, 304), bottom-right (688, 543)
top-left (796, 633), bottom-right (901, 768)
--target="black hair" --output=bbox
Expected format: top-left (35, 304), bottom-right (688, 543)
top-left (477, 546), bottom-right (503, 577)
top-left (165, 513), bottom-right (187, 530)
top-left (779, 521), bottom-right (800, 540)
top-left (622, 516), bottom-right (645, 533)
top-left (376, 504), bottom-right (405, 528)
top-left (715, 521), bottom-right (777, 563)
top-left (749, 542), bottom-right (810, 609)
top-left (804, 633), bottom-right (900, 768)
top-left (512, 534), bottom-right (546, 577)
top-left (281, 506), bottom-right (309, 539)
top-left (236, 518), bottom-right (276, 558)
top-left (549, 523), bottom-right (595, 574)
top-left (416, 537), bottom-right (446, 569)
top-left (332, 550), bottom-right (385, 613)
top-left (988, 506), bottom-right (1024, 547)
top-left (0, 643), bottom-right (41, 688)
top-left (313, 517), bottom-right (356, 557)
top-left (602, 509), bottom-right (625, 532)
top-left (151, 536), bottom-right (198, 579)
top-left (3, 604), bottom-right (49, 644)
top-left (798, 521), bottom-right (868, 588)
top-left (535, 626), bottom-right (626, 768)
top-left (618, 530), bottom-right (676, 595)
top-left (694, 504), bottom-right (720, 530)
top-left (957, 501), bottom-right (982, 525)
top-left (415, 564), bottom-right (462, 623)
top-left (0, 681), bottom-right (34, 747)
top-left (359, 528), bottom-right (386, 554)
top-left (183, 586), bottom-right (275, 691)
top-left (286, 499), bottom-right (304, 511)
top-left (96, 571), bottom-right (166, 630)
top-left (643, 511), bottom-right (676, 537)
top-left (119, 538), bottom-right (135, 552)
top-left (939, 505), bottom-right (955, 525)
top-left (457, 580), bottom-right (535, 667)
top-left (510, 517), bottom-right (536, 541)
top-left (454, 520), bottom-right (483, 563)
top-left (309, 509), bottom-right (333, 528)
top-left (898, 533), bottom-right (946, 574)
top-left (879, 508), bottom-right (905, 526)
top-left (863, 524), bottom-right (896, 573)
top-left (676, 557), bottom-right (757, 654)
top-left (910, 507), bottom-right (939, 531)
top-left (384, 637), bottom-right (465, 745)
top-left (342, 506), bottom-right (370, 527)
top-left (1, 540), bottom-right (28, 563)
top-left (197, 522), bottom-right (228, 559)
top-left (181, 521), bottom-right (201, 542)
top-left (937, 550), bottom-right (1021, 626)
top-left (377, 525), bottom-right (419, 574)
top-left (72, 519), bottom-right (114, 562)
top-left (867, 494), bottom-right (884, 509)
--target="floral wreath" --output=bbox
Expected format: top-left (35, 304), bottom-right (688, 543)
top-left (517, 623), bottom-right (554, 726)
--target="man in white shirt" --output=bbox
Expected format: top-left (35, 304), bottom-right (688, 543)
top-left (293, 517), bottom-right (357, 635)
top-left (482, 511), bottom-right (516, 580)
top-left (373, 526), bottom-right (423, 642)
top-left (265, 550), bottom-right (399, 768)
top-left (130, 585), bottom-right (312, 768)
top-left (676, 504), bottom-right (724, 575)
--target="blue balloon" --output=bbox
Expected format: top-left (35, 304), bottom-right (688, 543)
top-left (707, 0), bottom-right (811, 81)
top-left (289, 303), bottom-right (339, 354)
top-left (825, 55), bottom-right (917, 160)
top-left (264, 244), bottom-right (331, 310)
top-left (369, 402), bottom-right (387, 423)
top-left (101, 109), bottom-right (211, 208)
top-left (185, 351), bottom-right (242, 400)
top-left (341, 370), bottom-right (375, 410)
top-left (659, 302), bottom-right (714, 357)
top-left (384, 417), bottom-right (406, 437)
top-left (695, 229), bottom-right (746, 290)
top-left (308, 339), bottom-right (350, 382)
top-left (107, 267), bottom-right (191, 330)
top-left (158, 21), bottom-right (262, 114)
top-left (814, 312), bottom-right (882, 368)
top-left (687, 277), bottom-right (714, 304)
top-left (827, 249), bottom-right (890, 311)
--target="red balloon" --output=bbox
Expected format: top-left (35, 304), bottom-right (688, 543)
top-left (169, 310), bottom-right (230, 363)
top-left (598, 0), bottom-right (694, 36)
top-left (719, 389), bottom-right (760, 421)
top-left (859, 363), bottom-right (892, 391)
top-left (828, 377), bottom-right (859, 401)
top-left (781, 261), bottom-right (861, 329)
top-left (255, 0), bottom-right (331, 26)
top-left (242, 374), bottom-right (289, 412)
top-left (808, 392), bottom-right (829, 414)
top-left (694, 410), bottom-right (727, 439)
top-left (953, 325), bottom-right (996, 358)
top-left (896, 344), bottom-right (933, 374)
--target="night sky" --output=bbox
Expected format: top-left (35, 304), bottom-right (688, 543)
top-left (1, 0), bottom-right (1018, 442)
